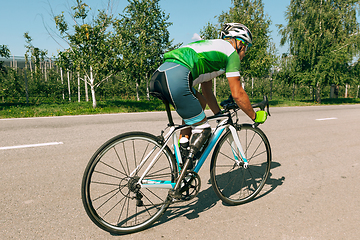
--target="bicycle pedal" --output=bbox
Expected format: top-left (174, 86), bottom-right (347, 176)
top-left (136, 199), bottom-right (144, 207)
top-left (168, 189), bottom-right (182, 200)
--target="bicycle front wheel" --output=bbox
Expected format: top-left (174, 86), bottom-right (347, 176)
top-left (210, 124), bottom-right (271, 205)
top-left (81, 132), bottom-right (177, 234)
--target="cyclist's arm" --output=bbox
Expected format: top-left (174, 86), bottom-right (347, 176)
top-left (227, 76), bottom-right (256, 120)
top-left (201, 80), bottom-right (221, 114)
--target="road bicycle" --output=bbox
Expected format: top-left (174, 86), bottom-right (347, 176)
top-left (81, 95), bottom-right (272, 234)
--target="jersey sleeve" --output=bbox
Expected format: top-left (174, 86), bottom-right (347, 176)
top-left (225, 51), bottom-right (241, 78)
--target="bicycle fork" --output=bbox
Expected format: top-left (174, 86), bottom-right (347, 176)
top-left (229, 125), bottom-right (249, 169)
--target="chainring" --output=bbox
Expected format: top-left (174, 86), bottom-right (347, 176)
top-left (178, 171), bottom-right (201, 201)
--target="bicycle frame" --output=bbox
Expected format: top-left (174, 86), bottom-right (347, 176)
top-left (134, 112), bottom-right (249, 190)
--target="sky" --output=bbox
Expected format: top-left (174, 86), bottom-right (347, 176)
top-left (0, 0), bottom-right (290, 57)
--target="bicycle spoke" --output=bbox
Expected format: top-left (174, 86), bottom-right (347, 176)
top-left (137, 143), bottom-right (150, 175)
top-left (145, 169), bottom-right (173, 179)
top-left (245, 130), bottom-right (256, 157)
top-left (99, 160), bottom-right (127, 177)
top-left (103, 195), bottom-right (126, 218)
top-left (92, 187), bottom-right (119, 202)
top-left (248, 141), bottom-right (263, 162)
top-left (133, 140), bottom-right (136, 169)
top-left (141, 192), bottom-right (162, 212)
top-left (218, 169), bottom-right (237, 192)
top-left (144, 188), bottom-right (167, 203)
top-left (96, 189), bottom-right (122, 211)
top-left (249, 150), bottom-right (266, 161)
top-left (238, 168), bottom-right (247, 199)
top-left (140, 201), bottom-right (153, 221)
top-left (247, 166), bottom-right (267, 178)
top-left (94, 170), bottom-right (123, 180)
top-left (247, 169), bottom-right (259, 190)
top-left (228, 172), bottom-right (238, 196)
top-left (225, 138), bottom-right (241, 161)
top-left (219, 150), bottom-right (237, 163)
top-left (123, 142), bottom-right (130, 175)
top-left (117, 196), bottom-right (128, 226)
top-left (126, 197), bottom-right (130, 226)
top-left (91, 181), bottom-right (120, 187)
top-left (114, 147), bottom-right (129, 177)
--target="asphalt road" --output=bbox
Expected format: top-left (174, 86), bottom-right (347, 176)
top-left (1, 104), bottom-right (359, 239)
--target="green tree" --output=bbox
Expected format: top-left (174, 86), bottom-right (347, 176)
top-left (278, 0), bottom-right (360, 102)
top-left (53, 0), bottom-right (121, 108)
top-left (350, 60), bottom-right (360, 98)
top-left (198, 0), bottom-right (276, 99)
top-left (273, 54), bottom-right (300, 100)
top-left (200, 22), bottom-right (219, 40)
top-left (115, 0), bottom-right (175, 101)
top-left (24, 32), bottom-right (48, 75)
top-left (0, 45), bottom-right (11, 101)
top-left (0, 44), bottom-right (10, 75)
top-left (218, 0), bottom-right (276, 79)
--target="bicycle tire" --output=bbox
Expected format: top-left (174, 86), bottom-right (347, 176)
top-left (81, 132), bottom-right (177, 234)
top-left (210, 124), bottom-right (272, 205)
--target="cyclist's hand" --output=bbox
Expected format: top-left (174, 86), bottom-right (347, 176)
top-left (253, 110), bottom-right (268, 124)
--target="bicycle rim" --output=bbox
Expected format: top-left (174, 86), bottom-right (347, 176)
top-left (81, 132), bottom-right (177, 234)
top-left (210, 124), bottom-right (271, 205)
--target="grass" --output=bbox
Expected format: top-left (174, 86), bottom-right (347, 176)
top-left (268, 97), bottom-right (360, 107)
top-left (0, 99), bottom-right (166, 119)
top-left (1, 97), bottom-right (359, 119)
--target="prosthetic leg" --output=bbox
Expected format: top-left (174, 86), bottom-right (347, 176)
top-left (187, 122), bottom-right (211, 169)
top-left (171, 121), bottom-right (211, 199)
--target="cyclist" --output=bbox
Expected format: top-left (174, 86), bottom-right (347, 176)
top-left (150, 23), bottom-right (267, 162)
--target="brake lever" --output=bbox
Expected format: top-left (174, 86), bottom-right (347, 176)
top-left (266, 101), bottom-right (271, 116)
top-left (264, 96), bottom-right (271, 116)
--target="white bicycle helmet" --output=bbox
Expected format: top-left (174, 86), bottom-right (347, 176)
top-left (220, 23), bottom-right (253, 45)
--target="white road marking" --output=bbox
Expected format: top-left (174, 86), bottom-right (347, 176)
top-left (316, 117), bottom-right (338, 121)
top-left (0, 142), bottom-right (63, 150)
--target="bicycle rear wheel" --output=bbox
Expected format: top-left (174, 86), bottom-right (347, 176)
top-left (210, 124), bottom-right (271, 205)
top-left (81, 132), bottom-right (177, 234)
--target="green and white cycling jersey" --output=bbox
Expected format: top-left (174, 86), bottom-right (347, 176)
top-left (164, 39), bottom-right (241, 86)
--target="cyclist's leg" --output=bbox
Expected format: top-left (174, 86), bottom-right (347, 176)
top-left (163, 64), bottom-right (211, 161)
top-left (150, 63), bottom-right (211, 198)
top-left (180, 91), bottom-right (207, 139)
top-left (151, 62), bottom-right (211, 161)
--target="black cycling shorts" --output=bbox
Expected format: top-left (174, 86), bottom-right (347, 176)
top-left (150, 62), bottom-right (206, 125)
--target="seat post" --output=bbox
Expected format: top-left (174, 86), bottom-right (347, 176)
top-left (163, 100), bottom-right (174, 126)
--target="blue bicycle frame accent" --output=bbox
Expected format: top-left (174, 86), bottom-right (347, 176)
top-left (141, 179), bottom-right (175, 189)
top-left (193, 127), bottom-right (225, 173)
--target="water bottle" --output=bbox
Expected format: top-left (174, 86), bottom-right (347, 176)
top-left (179, 137), bottom-right (189, 163)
